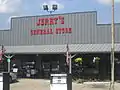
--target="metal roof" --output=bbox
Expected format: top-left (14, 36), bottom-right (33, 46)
top-left (3, 44), bottom-right (120, 54)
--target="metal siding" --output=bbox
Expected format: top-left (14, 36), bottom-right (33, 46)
top-left (1, 30), bottom-right (11, 45)
top-left (79, 13), bottom-right (83, 43)
top-left (91, 13), bottom-right (97, 44)
top-left (10, 12), bottom-right (96, 46)
top-left (115, 24), bottom-right (120, 43)
top-left (0, 11), bottom-right (120, 46)
top-left (0, 31), bottom-right (3, 44)
top-left (97, 25), bottom-right (107, 43)
top-left (80, 14), bottom-right (84, 44)
top-left (96, 24), bottom-right (120, 44)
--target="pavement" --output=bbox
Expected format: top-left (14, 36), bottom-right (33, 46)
top-left (10, 79), bottom-right (120, 90)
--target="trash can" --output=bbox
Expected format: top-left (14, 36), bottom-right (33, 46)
top-left (50, 74), bottom-right (72, 90)
top-left (0, 72), bottom-right (9, 90)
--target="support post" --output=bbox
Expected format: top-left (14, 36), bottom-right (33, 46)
top-left (8, 62), bottom-right (10, 73)
top-left (110, 0), bottom-right (115, 90)
top-left (69, 54), bottom-right (72, 74)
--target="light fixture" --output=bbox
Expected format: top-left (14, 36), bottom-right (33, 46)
top-left (52, 4), bottom-right (58, 11)
top-left (43, 4), bottom-right (58, 14)
top-left (43, 5), bottom-right (49, 11)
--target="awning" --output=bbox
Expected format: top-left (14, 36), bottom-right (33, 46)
top-left (3, 44), bottom-right (120, 54)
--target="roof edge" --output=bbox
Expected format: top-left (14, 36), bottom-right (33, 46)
top-left (0, 29), bottom-right (10, 31)
top-left (11, 11), bottom-right (97, 19)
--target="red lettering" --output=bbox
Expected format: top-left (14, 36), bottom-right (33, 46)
top-left (65, 28), bottom-right (68, 33)
top-left (36, 18), bottom-right (45, 26)
top-left (31, 30), bottom-right (34, 35)
top-left (50, 18), bottom-right (54, 25)
top-left (56, 28), bottom-right (61, 34)
top-left (62, 28), bottom-right (65, 33)
top-left (36, 29), bottom-right (39, 34)
top-left (59, 16), bottom-right (64, 24)
top-left (36, 19), bottom-right (41, 26)
top-left (68, 28), bottom-right (72, 33)
top-left (40, 29), bottom-right (43, 35)
top-left (40, 18), bottom-right (44, 25)
top-left (36, 29), bottom-right (41, 35)
top-left (55, 28), bottom-right (58, 34)
top-left (49, 28), bottom-right (53, 34)
top-left (56, 28), bottom-right (59, 34)
top-left (36, 30), bottom-right (40, 35)
top-left (33, 28), bottom-right (53, 35)
top-left (31, 27), bottom-right (71, 35)
top-left (34, 30), bottom-right (37, 35)
top-left (45, 18), bottom-right (49, 25)
top-left (43, 29), bottom-right (46, 34)
top-left (40, 30), bottom-right (43, 34)
top-left (54, 17), bottom-right (58, 24)
top-left (36, 22), bottom-right (40, 26)
top-left (46, 28), bottom-right (49, 34)
top-left (36, 16), bottom-right (64, 26)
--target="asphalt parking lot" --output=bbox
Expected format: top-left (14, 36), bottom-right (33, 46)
top-left (10, 79), bottom-right (120, 90)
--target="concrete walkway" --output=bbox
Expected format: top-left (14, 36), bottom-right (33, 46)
top-left (10, 79), bottom-right (120, 90)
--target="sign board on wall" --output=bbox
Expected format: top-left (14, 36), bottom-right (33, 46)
top-left (31, 16), bottom-right (72, 36)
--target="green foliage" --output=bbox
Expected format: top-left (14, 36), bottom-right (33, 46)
top-left (74, 57), bottom-right (82, 64)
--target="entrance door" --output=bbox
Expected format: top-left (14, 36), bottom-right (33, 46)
top-left (42, 55), bottom-right (60, 78)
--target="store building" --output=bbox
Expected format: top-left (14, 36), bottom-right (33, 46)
top-left (0, 11), bottom-right (120, 79)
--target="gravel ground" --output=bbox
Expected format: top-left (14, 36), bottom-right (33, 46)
top-left (10, 79), bottom-right (120, 90)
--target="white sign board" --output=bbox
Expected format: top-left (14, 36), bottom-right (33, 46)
top-left (50, 74), bottom-right (67, 90)
top-left (52, 76), bottom-right (66, 84)
top-left (50, 84), bottom-right (67, 90)
top-left (0, 76), bottom-right (3, 81)
top-left (0, 76), bottom-right (3, 90)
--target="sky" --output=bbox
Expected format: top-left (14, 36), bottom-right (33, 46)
top-left (0, 0), bottom-right (120, 29)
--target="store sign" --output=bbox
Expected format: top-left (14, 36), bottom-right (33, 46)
top-left (31, 16), bottom-right (72, 36)
top-left (36, 16), bottom-right (64, 26)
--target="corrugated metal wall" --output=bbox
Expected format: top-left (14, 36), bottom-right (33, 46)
top-left (0, 11), bottom-right (120, 46)
top-left (0, 30), bottom-right (12, 46)
top-left (10, 12), bottom-right (97, 46)
top-left (96, 24), bottom-right (120, 44)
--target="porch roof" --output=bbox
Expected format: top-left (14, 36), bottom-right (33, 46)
top-left (4, 44), bottom-right (120, 54)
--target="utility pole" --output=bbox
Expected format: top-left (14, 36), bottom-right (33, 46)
top-left (110, 0), bottom-right (115, 90)
top-left (65, 44), bottom-right (76, 90)
top-left (66, 44), bottom-right (77, 74)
